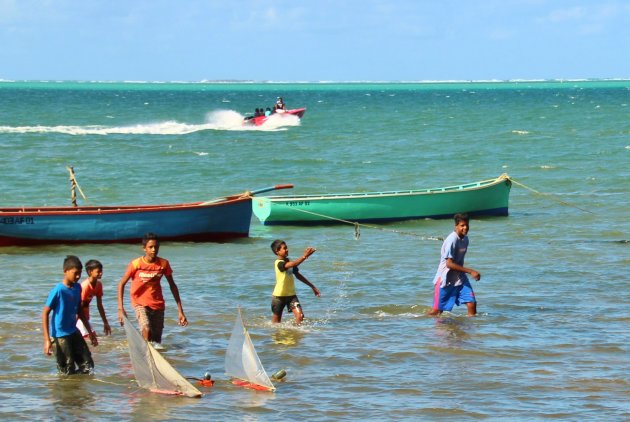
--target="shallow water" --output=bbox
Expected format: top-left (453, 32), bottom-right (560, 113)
top-left (0, 81), bottom-right (629, 420)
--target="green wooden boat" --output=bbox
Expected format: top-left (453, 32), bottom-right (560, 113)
top-left (252, 174), bottom-right (512, 226)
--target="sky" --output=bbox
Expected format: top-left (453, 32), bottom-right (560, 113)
top-left (1, 0), bottom-right (629, 82)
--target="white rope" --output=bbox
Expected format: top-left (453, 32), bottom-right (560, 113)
top-left (511, 178), bottom-right (594, 214)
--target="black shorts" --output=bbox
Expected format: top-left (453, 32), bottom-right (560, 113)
top-left (53, 331), bottom-right (94, 375)
top-left (271, 295), bottom-right (301, 316)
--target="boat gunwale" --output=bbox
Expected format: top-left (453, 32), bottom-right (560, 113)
top-left (257, 175), bottom-right (510, 202)
top-left (0, 196), bottom-right (251, 216)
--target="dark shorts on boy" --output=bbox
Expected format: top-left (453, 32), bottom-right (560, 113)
top-left (271, 295), bottom-right (301, 316)
top-left (134, 305), bottom-right (165, 343)
top-left (432, 279), bottom-right (476, 312)
top-left (53, 330), bottom-right (94, 375)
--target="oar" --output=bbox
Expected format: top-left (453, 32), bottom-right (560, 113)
top-left (201, 184), bottom-right (294, 205)
top-left (249, 184), bottom-right (294, 196)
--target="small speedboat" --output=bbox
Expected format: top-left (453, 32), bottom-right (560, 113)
top-left (244, 107), bottom-right (306, 126)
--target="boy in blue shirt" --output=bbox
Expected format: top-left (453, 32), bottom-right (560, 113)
top-left (428, 214), bottom-right (481, 316)
top-left (42, 255), bottom-right (98, 374)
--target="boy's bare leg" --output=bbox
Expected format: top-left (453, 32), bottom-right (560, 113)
top-left (466, 302), bottom-right (477, 316)
top-left (291, 307), bottom-right (304, 325)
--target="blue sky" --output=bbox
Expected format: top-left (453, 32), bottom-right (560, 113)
top-left (1, 0), bottom-right (629, 82)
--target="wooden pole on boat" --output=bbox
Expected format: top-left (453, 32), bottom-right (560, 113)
top-left (68, 166), bottom-right (77, 207)
top-left (66, 166), bottom-right (89, 207)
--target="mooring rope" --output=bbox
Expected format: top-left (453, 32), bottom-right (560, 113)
top-left (510, 178), bottom-right (594, 214)
top-left (263, 173), bottom-right (594, 238)
top-left (271, 203), bottom-right (444, 241)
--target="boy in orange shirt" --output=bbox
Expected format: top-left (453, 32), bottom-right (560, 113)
top-left (76, 259), bottom-right (112, 338)
top-left (117, 233), bottom-right (188, 347)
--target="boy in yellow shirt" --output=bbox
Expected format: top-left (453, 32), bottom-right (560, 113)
top-left (270, 239), bottom-right (320, 325)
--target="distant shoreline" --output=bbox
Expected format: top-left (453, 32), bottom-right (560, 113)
top-left (1, 78), bottom-right (629, 91)
top-left (1, 78), bottom-right (630, 84)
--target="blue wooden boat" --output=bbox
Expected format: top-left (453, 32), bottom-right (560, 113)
top-left (0, 185), bottom-right (291, 246)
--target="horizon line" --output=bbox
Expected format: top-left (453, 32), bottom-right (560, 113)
top-left (1, 77), bottom-right (630, 85)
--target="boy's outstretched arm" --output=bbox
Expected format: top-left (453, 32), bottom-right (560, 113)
top-left (296, 273), bottom-right (321, 297)
top-left (42, 307), bottom-right (53, 356)
top-left (96, 296), bottom-right (111, 335)
top-left (284, 247), bottom-right (316, 270)
top-left (165, 274), bottom-right (188, 326)
top-left (117, 276), bottom-right (130, 326)
top-left (446, 258), bottom-right (480, 281)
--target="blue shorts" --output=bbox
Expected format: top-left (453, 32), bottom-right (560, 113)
top-left (432, 280), bottom-right (476, 312)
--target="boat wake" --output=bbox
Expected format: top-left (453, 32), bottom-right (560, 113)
top-left (0, 109), bottom-right (300, 135)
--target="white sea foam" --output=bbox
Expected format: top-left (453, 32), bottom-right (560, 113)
top-left (205, 110), bottom-right (300, 131)
top-left (0, 122), bottom-right (203, 135)
top-left (0, 109), bottom-right (300, 135)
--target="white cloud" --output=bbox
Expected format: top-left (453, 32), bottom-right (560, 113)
top-left (543, 6), bottom-right (586, 23)
top-left (537, 3), bottom-right (626, 25)
top-left (534, 3), bottom-right (629, 35)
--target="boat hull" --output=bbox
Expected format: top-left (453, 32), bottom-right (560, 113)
top-left (253, 175), bottom-right (512, 226)
top-left (245, 108), bottom-right (306, 126)
top-left (0, 197), bottom-right (252, 246)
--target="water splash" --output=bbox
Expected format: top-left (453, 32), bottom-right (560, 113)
top-left (0, 109), bottom-right (300, 135)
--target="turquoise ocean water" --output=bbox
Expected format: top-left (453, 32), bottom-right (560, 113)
top-left (0, 81), bottom-right (628, 420)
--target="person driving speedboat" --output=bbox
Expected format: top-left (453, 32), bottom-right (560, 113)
top-left (274, 97), bottom-right (286, 113)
